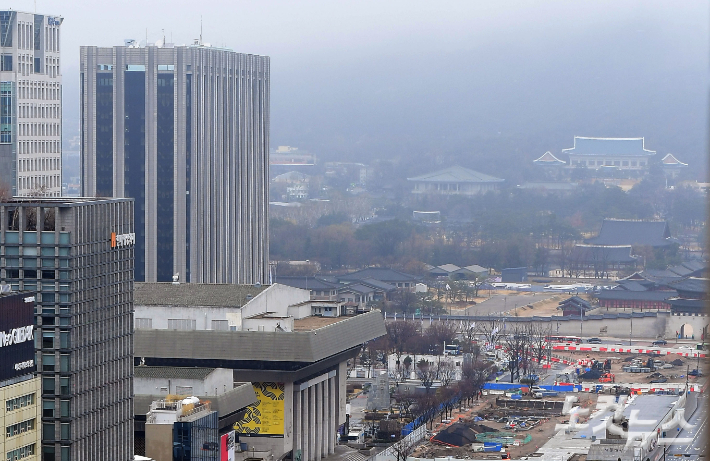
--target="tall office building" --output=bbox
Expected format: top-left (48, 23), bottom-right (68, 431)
top-left (0, 198), bottom-right (135, 461)
top-left (0, 11), bottom-right (63, 197)
top-left (80, 42), bottom-right (270, 284)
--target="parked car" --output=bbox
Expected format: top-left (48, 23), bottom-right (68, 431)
top-left (587, 338), bottom-right (603, 344)
top-left (652, 340), bottom-right (668, 346)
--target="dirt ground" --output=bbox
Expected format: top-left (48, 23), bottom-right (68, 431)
top-left (550, 349), bottom-right (706, 387)
top-left (412, 393), bottom-right (574, 459)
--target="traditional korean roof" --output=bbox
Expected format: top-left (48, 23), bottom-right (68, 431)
top-left (437, 264), bottom-right (462, 273)
top-left (463, 265), bottom-right (489, 274)
top-left (667, 277), bottom-right (709, 297)
top-left (358, 278), bottom-right (397, 291)
top-left (274, 276), bottom-right (338, 291)
top-left (338, 267), bottom-right (420, 283)
top-left (533, 151), bottom-right (566, 165)
top-left (558, 296), bottom-right (593, 310)
top-left (661, 153), bottom-right (688, 168)
top-left (595, 290), bottom-right (673, 302)
top-left (562, 137), bottom-right (656, 157)
top-left (569, 244), bottom-right (637, 263)
top-left (407, 166), bottom-right (504, 184)
top-left (586, 219), bottom-right (674, 247)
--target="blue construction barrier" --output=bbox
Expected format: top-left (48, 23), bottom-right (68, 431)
top-left (401, 393), bottom-right (462, 436)
top-left (482, 383), bottom-right (581, 392)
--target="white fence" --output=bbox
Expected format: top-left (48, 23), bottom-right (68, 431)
top-left (369, 425), bottom-right (427, 461)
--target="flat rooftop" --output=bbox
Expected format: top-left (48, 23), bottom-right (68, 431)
top-left (135, 283), bottom-right (267, 307)
top-left (293, 316), bottom-right (345, 331)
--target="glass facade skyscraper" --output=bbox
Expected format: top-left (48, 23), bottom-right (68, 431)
top-left (80, 44), bottom-right (270, 284)
top-left (0, 198), bottom-right (135, 461)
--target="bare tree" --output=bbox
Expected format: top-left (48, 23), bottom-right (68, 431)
top-left (436, 360), bottom-right (457, 387)
top-left (416, 359), bottom-right (436, 394)
top-left (386, 320), bottom-right (419, 369)
top-left (503, 325), bottom-right (530, 383)
top-left (529, 324), bottom-right (553, 372)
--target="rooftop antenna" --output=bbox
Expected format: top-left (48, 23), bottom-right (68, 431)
top-left (200, 16), bottom-right (203, 45)
top-left (162, 29), bottom-right (165, 45)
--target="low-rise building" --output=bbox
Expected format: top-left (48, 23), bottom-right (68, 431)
top-left (407, 166), bottom-right (504, 196)
top-left (133, 283), bottom-right (387, 461)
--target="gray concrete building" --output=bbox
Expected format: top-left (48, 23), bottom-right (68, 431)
top-left (0, 197), bottom-right (135, 461)
top-left (133, 282), bottom-right (387, 461)
top-left (0, 11), bottom-right (63, 197)
top-left (80, 42), bottom-right (270, 284)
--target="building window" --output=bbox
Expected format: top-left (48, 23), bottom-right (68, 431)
top-left (211, 320), bottom-right (229, 331)
top-left (175, 386), bottom-right (193, 395)
top-left (135, 318), bottom-right (152, 329)
top-left (167, 319), bottom-right (196, 330)
top-left (6, 418), bottom-right (35, 438)
top-left (6, 393), bottom-right (35, 411)
top-left (5, 443), bottom-right (35, 460)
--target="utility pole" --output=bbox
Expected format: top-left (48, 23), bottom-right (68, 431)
top-left (629, 313), bottom-right (633, 346)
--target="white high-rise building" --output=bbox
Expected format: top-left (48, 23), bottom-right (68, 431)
top-left (0, 11), bottom-right (62, 197)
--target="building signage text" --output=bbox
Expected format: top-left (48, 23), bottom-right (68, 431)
top-left (111, 232), bottom-right (136, 249)
top-left (0, 325), bottom-right (33, 347)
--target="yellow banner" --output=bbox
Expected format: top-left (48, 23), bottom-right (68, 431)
top-left (234, 382), bottom-right (285, 435)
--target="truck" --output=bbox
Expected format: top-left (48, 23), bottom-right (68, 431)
top-left (530, 386), bottom-right (558, 399)
top-left (598, 373), bottom-right (615, 383)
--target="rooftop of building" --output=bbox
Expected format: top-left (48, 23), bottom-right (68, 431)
top-left (562, 137), bottom-right (656, 156)
top-left (570, 244), bottom-right (637, 263)
top-left (586, 219), bottom-right (674, 247)
top-left (0, 197), bottom-right (133, 206)
top-left (661, 153), bottom-right (688, 167)
top-left (134, 282), bottom-right (268, 307)
top-left (533, 151), bottom-right (567, 165)
top-left (338, 267), bottom-right (420, 283)
top-left (135, 310), bottom-right (386, 364)
top-left (407, 165), bottom-right (504, 183)
top-left (134, 366), bottom-right (216, 380)
top-left (293, 316), bottom-right (346, 331)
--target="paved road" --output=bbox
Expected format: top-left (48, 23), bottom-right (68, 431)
top-left (464, 292), bottom-right (559, 316)
top-left (665, 392), bottom-right (707, 458)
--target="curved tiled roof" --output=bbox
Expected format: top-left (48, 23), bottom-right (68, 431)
top-left (407, 166), bottom-right (504, 183)
top-left (562, 137), bottom-right (656, 157)
top-left (586, 219), bottom-right (674, 247)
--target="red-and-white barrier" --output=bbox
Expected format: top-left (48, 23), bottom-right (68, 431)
top-left (551, 344), bottom-right (706, 358)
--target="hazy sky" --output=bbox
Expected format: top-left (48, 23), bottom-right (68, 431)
top-left (11, 0), bottom-right (709, 176)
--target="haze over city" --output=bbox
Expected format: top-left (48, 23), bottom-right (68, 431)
top-left (14, 0), bottom-right (708, 180)
top-left (0, 2), bottom-right (708, 460)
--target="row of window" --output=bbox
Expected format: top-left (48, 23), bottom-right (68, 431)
top-left (19, 141), bottom-right (61, 157)
top-left (135, 317), bottom-right (233, 331)
top-left (6, 393), bottom-right (35, 412)
top-left (18, 156), bottom-right (61, 172)
top-left (17, 175), bottom-right (61, 193)
top-left (6, 443), bottom-right (34, 461)
top-left (19, 103), bottom-right (60, 119)
top-left (573, 159), bottom-right (647, 167)
top-left (18, 122), bottom-right (61, 137)
top-left (17, 80), bottom-right (60, 101)
top-left (5, 418), bottom-right (35, 438)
